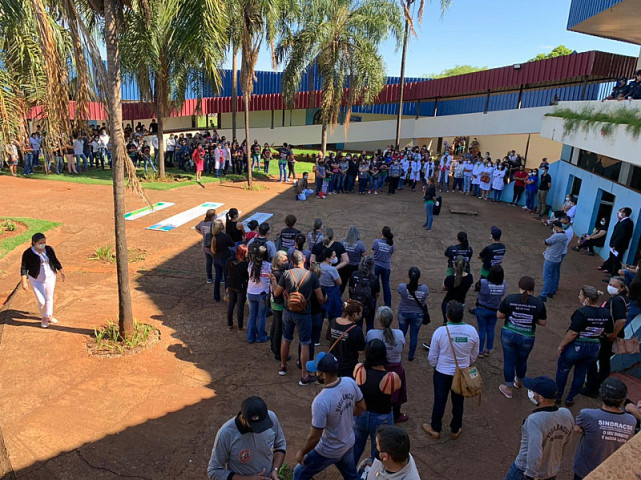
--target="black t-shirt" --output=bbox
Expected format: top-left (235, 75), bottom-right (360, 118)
top-left (443, 274), bottom-right (474, 303)
top-left (569, 305), bottom-right (613, 342)
top-left (445, 245), bottom-right (474, 272)
top-left (329, 321), bottom-right (365, 378)
top-left (591, 226), bottom-right (607, 248)
top-left (499, 293), bottom-right (547, 336)
top-left (226, 259), bottom-right (249, 291)
top-left (312, 241), bottom-right (346, 262)
top-left (347, 159), bottom-right (359, 175)
top-left (213, 232), bottom-right (235, 259)
top-left (539, 173), bottom-right (552, 191)
top-left (226, 220), bottom-right (244, 243)
top-left (479, 242), bottom-right (506, 270)
top-left (279, 227), bottom-right (300, 251)
top-left (603, 295), bottom-right (628, 338)
top-left (358, 367), bottom-right (392, 414)
top-left (278, 267), bottom-right (320, 315)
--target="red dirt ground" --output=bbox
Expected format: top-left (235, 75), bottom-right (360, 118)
top-left (0, 174), bottom-right (610, 479)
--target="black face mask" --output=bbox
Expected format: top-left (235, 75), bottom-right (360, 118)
top-left (374, 450), bottom-right (382, 461)
top-left (317, 373), bottom-right (325, 385)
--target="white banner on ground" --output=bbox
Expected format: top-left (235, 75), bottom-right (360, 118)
top-left (147, 202), bottom-right (224, 232)
top-left (125, 202), bottom-right (175, 221)
top-left (242, 212), bottom-right (274, 232)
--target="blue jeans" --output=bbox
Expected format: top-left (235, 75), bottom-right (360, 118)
top-left (556, 340), bottom-right (600, 403)
top-left (452, 177), bottom-right (463, 192)
top-left (353, 411), bottom-right (394, 463)
top-left (247, 293), bottom-right (269, 343)
top-left (463, 176), bottom-right (471, 193)
top-left (476, 306), bottom-right (498, 353)
top-left (541, 260), bottom-right (561, 299)
top-left (375, 265), bottom-right (391, 307)
top-left (346, 174), bottom-right (356, 192)
top-left (501, 328), bottom-right (535, 386)
top-left (424, 201), bottom-right (434, 230)
top-left (526, 190), bottom-right (536, 210)
top-left (75, 153), bottom-right (88, 171)
top-left (334, 173), bottom-right (346, 192)
top-left (368, 174), bottom-right (378, 192)
top-left (493, 189), bottom-right (503, 202)
top-left (472, 184), bottom-right (480, 197)
top-left (94, 151), bottom-right (105, 169)
top-left (398, 310), bottom-right (423, 360)
top-left (316, 178), bottom-right (323, 196)
top-left (213, 257), bottom-right (228, 301)
top-left (293, 447), bottom-right (359, 480)
top-left (431, 370), bottom-right (464, 434)
top-left (439, 174), bottom-right (449, 192)
top-left (297, 189), bottom-right (315, 201)
top-left (24, 152), bottom-right (34, 175)
top-left (279, 162), bottom-right (287, 181)
top-left (358, 176), bottom-right (368, 193)
top-left (54, 155), bottom-right (64, 174)
top-left (377, 175), bottom-right (387, 191)
top-left (143, 156), bottom-right (157, 173)
top-left (204, 252), bottom-right (213, 281)
top-left (504, 462), bottom-right (526, 480)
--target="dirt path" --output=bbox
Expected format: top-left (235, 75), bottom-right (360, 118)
top-left (0, 175), bottom-right (606, 479)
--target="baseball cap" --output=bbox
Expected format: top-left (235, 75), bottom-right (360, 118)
top-left (491, 226), bottom-right (502, 239)
top-left (306, 352), bottom-right (339, 374)
top-left (523, 376), bottom-right (557, 400)
top-left (240, 396), bottom-right (273, 434)
top-left (600, 377), bottom-right (628, 403)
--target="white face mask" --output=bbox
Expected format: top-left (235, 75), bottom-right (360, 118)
top-left (34, 243), bottom-right (46, 250)
top-left (331, 257), bottom-right (338, 265)
top-left (527, 389), bottom-right (539, 406)
top-left (607, 285), bottom-right (619, 296)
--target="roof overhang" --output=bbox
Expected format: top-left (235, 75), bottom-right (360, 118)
top-left (568, 0), bottom-right (641, 45)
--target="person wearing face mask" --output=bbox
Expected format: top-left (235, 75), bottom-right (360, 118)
top-left (409, 155), bottom-right (421, 192)
top-left (572, 217), bottom-right (607, 256)
top-left (511, 165), bottom-right (528, 206)
top-left (20, 233), bottom-right (65, 328)
top-left (581, 276), bottom-right (629, 398)
top-left (207, 396), bottom-right (286, 480)
top-left (296, 352), bottom-right (366, 480)
top-left (387, 159), bottom-right (401, 194)
top-left (295, 172), bottom-right (315, 201)
top-left (555, 286), bottom-right (613, 407)
top-left (471, 157), bottom-right (483, 197)
top-left (524, 169), bottom-right (539, 212)
top-left (319, 247), bottom-right (344, 327)
top-left (463, 158), bottom-right (473, 194)
top-left (315, 155), bottom-right (327, 199)
top-left (504, 376), bottom-right (574, 480)
top-left (452, 158), bottom-right (465, 193)
top-left (358, 158), bottom-right (370, 195)
top-left (535, 166), bottom-right (552, 217)
top-left (539, 221), bottom-right (567, 302)
top-left (491, 164), bottom-right (506, 202)
top-left (421, 155), bottom-right (434, 187)
top-left (398, 154), bottom-right (410, 191)
top-left (364, 426), bottom-right (421, 480)
top-left (599, 207), bottom-right (634, 275)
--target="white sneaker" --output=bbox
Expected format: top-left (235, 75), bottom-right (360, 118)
top-left (41, 321), bottom-right (49, 328)
top-left (49, 318), bottom-right (58, 324)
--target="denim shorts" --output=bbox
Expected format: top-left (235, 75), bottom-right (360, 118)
top-left (282, 309), bottom-right (312, 345)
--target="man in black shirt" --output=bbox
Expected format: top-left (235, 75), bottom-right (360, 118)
top-left (536, 166), bottom-right (552, 217)
top-left (479, 226), bottom-right (506, 279)
top-left (278, 214), bottom-right (300, 251)
top-left (600, 207), bottom-right (634, 275)
top-left (346, 154), bottom-right (359, 193)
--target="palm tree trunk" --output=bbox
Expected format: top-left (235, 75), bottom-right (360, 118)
top-left (244, 93), bottom-right (252, 187)
top-left (394, 18), bottom-right (409, 149)
top-left (308, 62), bottom-right (315, 109)
top-left (231, 49), bottom-right (238, 140)
top-left (321, 122), bottom-right (328, 155)
top-left (156, 114), bottom-right (165, 178)
top-left (104, 0), bottom-right (134, 337)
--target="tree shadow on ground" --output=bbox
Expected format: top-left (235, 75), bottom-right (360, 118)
top-left (3, 185), bottom-right (594, 480)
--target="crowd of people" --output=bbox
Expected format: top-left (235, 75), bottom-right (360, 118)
top-left (183, 199), bottom-right (641, 479)
top-left (602, 69), bottom-right (641, 101)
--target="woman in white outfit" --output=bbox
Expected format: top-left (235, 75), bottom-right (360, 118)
top-left (20, 233), bottom-right (65, 328)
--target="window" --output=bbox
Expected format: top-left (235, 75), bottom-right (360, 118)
top-left (594, 190), bottom-right (615, 232)
top-left (630, 166), bottom-right (641, 193)
top-left (570, 176), bottom-right (582, 201)
top-left (577, 150), bottom-right (621, 182)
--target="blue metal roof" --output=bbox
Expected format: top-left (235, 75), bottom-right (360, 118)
top-left (567, 0), bottom-right (624, 29)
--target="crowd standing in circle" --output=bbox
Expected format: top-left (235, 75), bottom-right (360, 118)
top-left (193, 180), bottom-right (640, 479)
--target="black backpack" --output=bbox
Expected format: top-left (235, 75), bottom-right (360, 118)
top-left (248, 237), bottom-right (268, 263)
top-left (351, 274), bottom-right (374, 311)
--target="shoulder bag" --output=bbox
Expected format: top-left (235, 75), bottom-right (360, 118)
top-left (445, 325), bottom-right (482, 401)
top-left (409, 287), bottom-right (430, 325)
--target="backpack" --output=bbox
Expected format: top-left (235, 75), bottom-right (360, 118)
top-left (284, 269), bottom-right (311, 312)
top-left (248, 237), bottom-right (268, 263)
top-left (202, 221), bottom-right (213, 250)
top-left (351, 274), bottom-right (373, 311)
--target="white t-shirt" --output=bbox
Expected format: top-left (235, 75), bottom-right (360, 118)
top-left (73, 139), bottom-right (84, 155)
top-left (428, 323), bottom-right (479, 375)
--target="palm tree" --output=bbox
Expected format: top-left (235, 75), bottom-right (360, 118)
top-left (394, 0), bottom-right (451, 148)
top-left (279, 0), bottom-right (402, 154)
top-left (235, 0), bottom-right (293, 187)
top-left (120, 0), bottom-right (227, 179)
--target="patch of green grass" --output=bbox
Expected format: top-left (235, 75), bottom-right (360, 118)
top-left (0, 217), bottom-right (61, 260)
top-left (92, 320), bottom-right (157, 355)
top-left (546, 105), bottom-right (641, 139)
top-left (91, 245), bottom-right (146, 264)
top-left (1, 220), bottom-right (17, 232)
